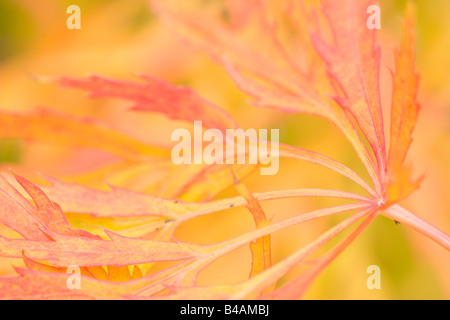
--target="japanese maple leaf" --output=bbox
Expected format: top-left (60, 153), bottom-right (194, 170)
top-left (0, 0), bottom-right (448, 300)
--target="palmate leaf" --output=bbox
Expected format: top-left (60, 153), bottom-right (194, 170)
top-left (311, 0), bottom-right (386, 178)
top-left (55, 74), bottom-right (239, 133)
top-left (151, 0), bottom-right (447, 228)
top-left (154, 0), bottom-right (382, 193)
top-left (0, 108), bottom-right (168, 160)
top-left (0, 0), bottom-right (448, 300)
top-left (0, 268), bottom-right (164, 300)
top-left (0, 172), bottom-right (374, 299)
top-left (0, 173), bottom-right (98, 241)
top-left (9, 74), bottom-right (375, 200)
top-left (28, 173), bottom-right (371, 244)
top-left (0, 231), bottom-right (205, 267)
top-left (0, 174), bottom-right (207, 267)
top-left (386, 3), bottom-right (421, 204)
top-left (130, 207), bottom-right (375, 300)
top-left (37, 174), bottom-right (371, 219)
top-left (41, 73), bottom-right (377, 197)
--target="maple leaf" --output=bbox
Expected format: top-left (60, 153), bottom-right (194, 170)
top-left (0, 0), bottom-right (448, 300)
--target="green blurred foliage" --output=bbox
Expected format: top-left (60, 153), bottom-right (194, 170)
top-left (367, 216), bottom-right (444, 299)
top-left (0, 0), bottom-right (36, 61)
top-left (0, 139), bottom-right (21, 164)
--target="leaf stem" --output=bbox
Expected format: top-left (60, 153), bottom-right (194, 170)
top-left (383, 204), bottom-right (450, 251)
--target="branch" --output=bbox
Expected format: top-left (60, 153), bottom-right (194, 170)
top-left (383, 204), bottom-right (450, 251)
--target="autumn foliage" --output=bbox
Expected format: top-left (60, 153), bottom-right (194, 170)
top-left (0, 0), bottom-right (448, 300)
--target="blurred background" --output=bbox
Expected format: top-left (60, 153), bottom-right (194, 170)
top-left (0, 0), bottom-right (449, 299)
